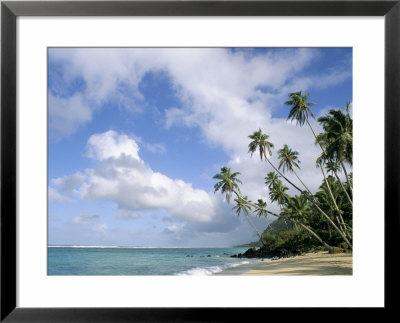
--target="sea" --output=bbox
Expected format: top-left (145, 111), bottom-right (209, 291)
top-left (48, 246), bottom-right (262, 276)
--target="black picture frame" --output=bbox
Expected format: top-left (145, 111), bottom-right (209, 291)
top-left (1, 1), bottom-right (398, 321)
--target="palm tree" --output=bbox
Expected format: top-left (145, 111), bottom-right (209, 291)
top-left (233, 195), bottom-right (251, 217)
top-left (317, 104), bottom-right (353, 190)
top-left (287, 195), bottom-right (312, 221)
top-left (286, 91), bottom-right (316, 127)
top-left (248, 128), bottom-right (274, 160)
top-left (285, 91), bottom-right (352, 207)
top-left (316, 131), bottom-right (353, 208)
top-left (213, 166), bottom-right (242, 202)
top-left (277, 144), bottom-right (313, 195)
top-left (265, 171), bottom-right (280, 190)
top-left (254, 199), bottom-right (268, 219)
top-left (325, 159), bottom-right (341, 175)
top-left (248, 129), bottom-right (303, 193)
top-left (269, 180), bottom-right (290, 207)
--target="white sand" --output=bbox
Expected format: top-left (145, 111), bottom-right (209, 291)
top-left (215, 251), bottom-right (352, 276)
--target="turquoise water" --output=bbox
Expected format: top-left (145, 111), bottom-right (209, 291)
top-left (48, 246), bottom-right (259, 275)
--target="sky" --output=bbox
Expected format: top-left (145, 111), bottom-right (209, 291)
top-left (48, 47), bottom-right (352, 247)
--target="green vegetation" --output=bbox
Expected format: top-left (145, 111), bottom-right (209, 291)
top-left (213, 91), bottom-right (353, 257)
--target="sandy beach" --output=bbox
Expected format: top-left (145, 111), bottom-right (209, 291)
top-left (215, 251), bottom-right (352, 276)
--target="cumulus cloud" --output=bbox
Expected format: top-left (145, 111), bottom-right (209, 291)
top-left (52, 131), bottom-right (217, 223)
top-left (86, 130), bottom-right (141, 161)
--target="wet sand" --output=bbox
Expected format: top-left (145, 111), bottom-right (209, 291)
top-left (215, 251), bottom-right (352, 276)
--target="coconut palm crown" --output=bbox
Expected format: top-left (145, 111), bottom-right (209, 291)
top-left (285, 91), bottom-right (316, 126)
top-left (232, 196), bottom-right (251, 217)
top-left (265, 171), bottom-right (280, 189)
top-left (254, 199), bottom-right (268, 218)
top-left (213, 166), bottom-right (242, 203)
top-left (278, 144), bottom-right (301, 173)
top-left (248, 128), bottom-right (274, 160)
top-left (317, 105), bottom-right (353, 166)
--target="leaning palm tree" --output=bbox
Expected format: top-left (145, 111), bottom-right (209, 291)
top-left (232, 195), bottom-right (252, 217)
top-left (316, 127), bottom-right (353, 206)
top-left (254, 199), bottom-right (269, 219)
top-left (213, 166), bottom-right (242, 202)
top-left (287, 195), bottom-right (312, 222)
top-left (286, 91), bottom-right (316, 127)
top-left (324, 159), bottom-right (341, 176)
top-left (269, 180), bottom-right (290, 208)
top-left (317, 105), bottom-right (353, 191)
top-left (265, 171), bottom-right (280, 190)
top-left (277, 144), bottom-right (313, 195)
top-left (285, 91), bottom-right (352, 207)
top-left (248, 129), bottom-right (303, 193)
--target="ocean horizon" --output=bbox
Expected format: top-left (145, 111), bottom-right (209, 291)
top-left (48, 246), bottom-right (262, 276)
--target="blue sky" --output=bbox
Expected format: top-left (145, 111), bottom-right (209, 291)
top-left (48, 48), bottom-right (352, 247)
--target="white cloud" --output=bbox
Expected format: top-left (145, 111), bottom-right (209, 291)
top-left (53, 131), bottom-right (217, 223)
top-left (86, 130), bottom-right (140, 161)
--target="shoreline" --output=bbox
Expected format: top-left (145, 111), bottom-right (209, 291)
top-left (215, 251), bottom-right (352, 276)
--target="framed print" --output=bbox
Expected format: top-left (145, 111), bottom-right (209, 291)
top-left (1, 0), bottom-right (399, 321)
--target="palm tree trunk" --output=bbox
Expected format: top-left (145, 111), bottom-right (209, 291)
top-left (304, 114), bottom-right (353, 207)
top-left (245, 215), bottom-right (266, 247)
top-left (332, 169), bottom-right (353, 207)
top-left (340, 160), bottom-right (353, 191)
top-left (292, 169), bottom-right (313, 195)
